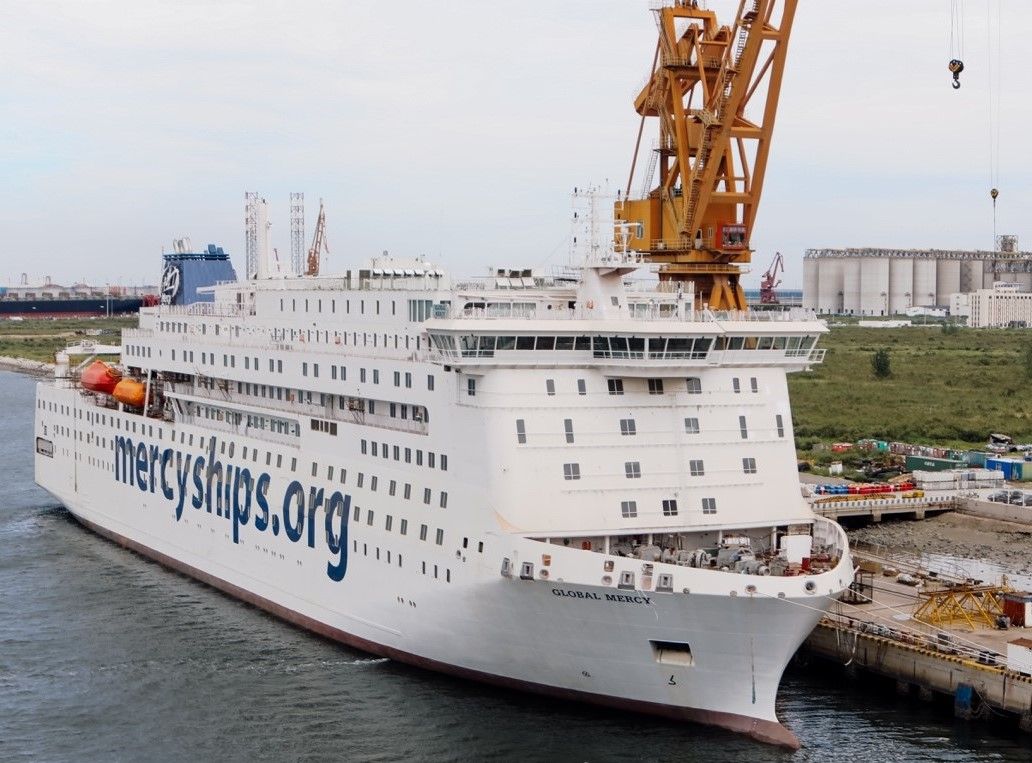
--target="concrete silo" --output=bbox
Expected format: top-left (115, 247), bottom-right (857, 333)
top-left (860, 256), bottom-right (890, 315)
top-left (802, 257), bottom-right (819, 310)
top-left (936, 259), bottom-right (962, 303)
top-left (888, 257), bottom-right (914, 314)
top-left (816, 257), bottom-right (843, 313)
top-left (842, 258), bottom-right (861, 315)
top-left (961, 259), bottom-right (984, 292)
top-left (913, 258), bottom-right (937, 307)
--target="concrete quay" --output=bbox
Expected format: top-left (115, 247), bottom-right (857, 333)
top-left (803, 564), bottom-right (1032, 733)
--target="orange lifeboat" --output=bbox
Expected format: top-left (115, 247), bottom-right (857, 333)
top-left (81, 360), bottom-right (122, 394)
top-left (112, 378), bottom-right (147, 408)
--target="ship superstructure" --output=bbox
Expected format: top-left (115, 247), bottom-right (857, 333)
top-left (35, 229), bottom-right (851, 748)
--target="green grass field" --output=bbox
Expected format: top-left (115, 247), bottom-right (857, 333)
top-left (0, 317), bottom-right (135, 363)
top-left (788, 324), bottom-right (1032, 448)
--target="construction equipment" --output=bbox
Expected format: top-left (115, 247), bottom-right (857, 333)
top-left (306, 199), bottom-right (329, 276)
top-left (759, 251), bottom-right (784, 304)
top-left (615, 1), bottom-right (797, 310)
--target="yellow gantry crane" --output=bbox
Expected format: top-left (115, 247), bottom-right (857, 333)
top-left (616, 0), bottom-right (797, 310)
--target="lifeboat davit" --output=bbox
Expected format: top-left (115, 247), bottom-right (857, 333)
top-left (112, 378), bottom-right (147, 408)
top-left (81, 360), bottom-right (122, 394)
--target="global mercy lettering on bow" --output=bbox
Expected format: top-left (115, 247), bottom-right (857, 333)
top-left (113, 435), bottom-right (350, 581)
top-left (551, 588), bottom-right (652, 605)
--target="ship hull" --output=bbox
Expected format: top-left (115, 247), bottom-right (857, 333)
top-left (64, 509), bottom-right (804, 747)
top-left (37, 426), bottom-right (836, 751)
top-left (0, 297), bottom-right (145, 317)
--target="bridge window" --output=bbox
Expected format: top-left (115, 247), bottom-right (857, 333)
top-left (607, 379), bottom-right (624, 396)
top-left (662, 499), bottom-right (678, 517)
top-left (564, 419), bottom-right (574, 443)
top-left (702, 497), bottom-right (717, 515)
top-left (776, 414), bottom-right (785, 438)
top-left (620, 500), bottom-right (638, 518)
top-left (732, 377), bottom-right (741, 394)
top-left (620, 419), bottom-right (636, 436)
top-left (563, 463), bottom-right (580, 480)
top-left (739, 415), bottom-right (749, 439)
top-left (625, 461), bottom-right (642, 479)
top-left (546, 379), bottom-right (555, 396)
top-left (577, 379), bottom-right (586, 396)
top-left (686, 377), bottom-right (702, 394)
top-left (742, 457), bottom-right (757, 474)
top-left (689, 459), bottom-right (704, 476)
top-left (750, 377), bottom-right (759, 393)
top-left (647, 379), bottom-right (664, 395)
top-left (684, 417), bottom-right (700, 434)
top-left (516, 419), bottom-right (526, 444)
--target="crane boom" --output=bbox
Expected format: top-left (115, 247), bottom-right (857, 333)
top-left (306, 199), bottom-right (328, 276)
top-left (615, 0), bottom-right (797, 310)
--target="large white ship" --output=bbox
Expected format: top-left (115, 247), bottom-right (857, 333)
top-left (34, 210), bottom-right (852, 748)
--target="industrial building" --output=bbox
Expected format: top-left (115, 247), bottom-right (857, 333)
top-left (952, 282), bottom-right (1032, 328)
top-left (802, 244), bottom-right (1032, 315)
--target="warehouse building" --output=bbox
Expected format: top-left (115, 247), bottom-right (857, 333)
top-left (802, 243), bottom-right (1032, 315)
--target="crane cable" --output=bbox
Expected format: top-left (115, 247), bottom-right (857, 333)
top-left (947, 0), bottom-right (965, 88)
top-left (986, 0), bottom-right (1002, 249)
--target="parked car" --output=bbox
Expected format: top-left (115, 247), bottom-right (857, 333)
top-left (1009, 491), bottom-right (1025, 505)
top-left (987, 491), bottom-right (1008, 502)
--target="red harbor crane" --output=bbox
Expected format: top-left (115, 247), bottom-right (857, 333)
top-left (759, 251), bottom-right (784, 304)
top-left (306, 199), bottom-right (329, 276)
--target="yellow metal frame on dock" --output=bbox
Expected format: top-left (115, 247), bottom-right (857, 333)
top-left (912, 585), bottom-right (1010, 630)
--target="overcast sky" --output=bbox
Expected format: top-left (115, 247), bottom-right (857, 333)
top-left (2, 0), bottom-right (1026, 289)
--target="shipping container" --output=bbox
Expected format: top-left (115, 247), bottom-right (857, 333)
top-left (1003, 592), bottom-right (1032, 627)
top-left (904, 455), bottom-right (965, 472)
top-left (964, 451), bottom-right (988, 467)
top-left (985, 457), bottom-right (1030, 481)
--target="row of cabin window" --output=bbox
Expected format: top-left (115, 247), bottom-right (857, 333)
top-left (562, 457), bottom-right (756, 481)
top-left (168, 347), bottom-right (436, 397)
top-left (542, 377), bottom-right (735, 397)
top-left (617, 498), bottom-right (715, 518)
top-left (515, 415), bottom-right (784, 444)
top-left (273, 326), bottom-right (425, 353)
top-left (304, 363), bottom-right (435, 393)
top-left (354, 505), bottom-right (446, 546)
top-left (277, 296), bottom-right (440, 320)
top-left (360, 438), bottom-right (448, 472)
top-left (234, 382), bottom-right (429, 426)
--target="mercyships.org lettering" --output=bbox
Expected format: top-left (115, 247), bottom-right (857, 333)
top-left (113, 435), bottom-right (350, 581)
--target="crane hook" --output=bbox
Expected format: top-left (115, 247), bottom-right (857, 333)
top-left (948, 59), bottom-right (964, 89)
top-left (991, 187), bottom-right (999, 204)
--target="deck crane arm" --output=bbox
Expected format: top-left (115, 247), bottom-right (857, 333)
top-left (615, 0), bottom-right (797, 311)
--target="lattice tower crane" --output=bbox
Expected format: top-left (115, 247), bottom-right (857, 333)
top-left (306, 199), bottom-right (329, 277)
top-left (615, 0), bottom-right (797, 311)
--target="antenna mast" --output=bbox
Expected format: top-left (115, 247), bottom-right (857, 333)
top-left (289, 192), bottom-right (305, 276)
top-left (244, 192), bottom-right (260, 279)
